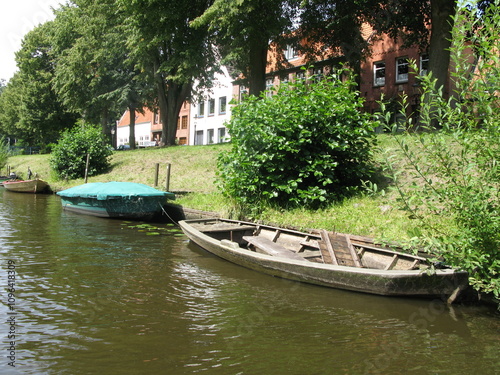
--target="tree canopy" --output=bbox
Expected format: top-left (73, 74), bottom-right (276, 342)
top-left (0, 0), bottom-right (492, 147)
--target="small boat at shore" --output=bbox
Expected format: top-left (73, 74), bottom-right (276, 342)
top-left (57, 181), bottom-right (175, 220)
top-left (3, 179), bottom-right (49, 193)
top-left (179, 218), bottom-right (469, 301)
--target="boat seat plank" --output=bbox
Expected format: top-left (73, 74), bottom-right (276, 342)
top-left (319, 230), bottom-right (338, 265)
top-left (243, 236), bottom-right (305, 261)
top-left (319, 230), bottom-right (362, 267)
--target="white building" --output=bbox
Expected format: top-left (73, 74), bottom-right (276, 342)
top-left (116, 113), bottom-right (155, 148)
top-left (190, 66), bottom-right (233, 145)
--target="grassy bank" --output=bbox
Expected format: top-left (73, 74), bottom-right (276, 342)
top-left (4, 137), bottom-right (429, 242)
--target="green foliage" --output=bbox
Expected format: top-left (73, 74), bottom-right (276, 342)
top-left (218, 71), bottom-right (377, 211)
top-left (383, 0), bottom-right (500, 299)
top-left (0, 136), bottom-right (10, 171)
top-left (50, 123), bottom-right (113, 179)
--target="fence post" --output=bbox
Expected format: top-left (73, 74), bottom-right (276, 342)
top-left (165, 163), bottom-right (171, 191)
top-left (154, 163), bottom-right (159, 187)
top-left (84, 153), bottom-right (90, 183)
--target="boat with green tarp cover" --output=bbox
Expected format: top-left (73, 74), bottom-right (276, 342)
top-left (57, 181), bottom-right (175, 219)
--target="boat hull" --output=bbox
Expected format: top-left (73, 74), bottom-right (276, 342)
top-left (57, 182), bottom-right (175, 220)
top-left (3, 179), bottom-right (48, 193)
top-left (59, 196), bottom-right (167, 219)
top-left (179, 219), bottom-right (469, 299)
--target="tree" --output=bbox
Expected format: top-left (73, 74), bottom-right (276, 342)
top-left (0, 23), bottom-right (77, 147)
top-left (51, 1), bottom-right (154, 148)
top-left (192, 0), bottom-right (300, 97)
top-left (298, 0), bottom-right (485, 96)
top-left (121, 0), bottom-right (218, 146)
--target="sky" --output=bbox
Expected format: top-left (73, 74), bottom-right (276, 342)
top-left (0, 0), bottom-right (63, 82)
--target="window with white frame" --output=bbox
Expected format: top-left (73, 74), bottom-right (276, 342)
top-left (239, 85), bottom-right (247, 102)
top-left (198, 101), bottom-right (205, 117)
top-left (374, 61), bottom-right (385, 86)
top-left (208, 98), bottom-right (215, 116)
top-left (218, 127), bottom-right (226, 143)
top-left (219, 96), bottom-right (227, 114)
top-left (266, 78), bottom-right (274, 98)
top-left (296, 71), bottom-right (306, 81)
top-left (195, 130), bottom-right (203, 145)
top-left (207, 129), bottom-right (214, 144)
top-left (420, 54), bottom-right (429, 76)
top-left (313, 67), bottom-right (323, 81)
top-left (284, 45), bottom-right (298, 60)
top-left (396, 57), bottom-right (409, 83)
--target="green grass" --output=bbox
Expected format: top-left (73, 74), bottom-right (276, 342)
top-left (4, 137), bottom-right (446, 242)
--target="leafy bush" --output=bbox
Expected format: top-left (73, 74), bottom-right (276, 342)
top-left (384, 1), bottom-right (500, 299)
top-left (50, 123), bottom-right (112, 179)
top-left (218, 70), bottom-right (377, 210)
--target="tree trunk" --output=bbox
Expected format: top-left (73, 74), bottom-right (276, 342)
top-left (247, 41), bottom-right (268, 97)
top-left (101, 108), bottom-right (110, 137)
top-left (428, 0), bottom-right (456, 96)
top-left (155, 69), bottom-right (192, 146)
top-left (128, 104), bottom-right (136, 150)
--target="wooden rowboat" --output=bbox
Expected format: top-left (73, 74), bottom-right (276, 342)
top-left (3, 179), bottom-right (48, 193)
top-left (179, 218), bottom-right (469, 301)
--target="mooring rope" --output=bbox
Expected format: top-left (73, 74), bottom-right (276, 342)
top-left (159, 203), bottom-right (179, 225)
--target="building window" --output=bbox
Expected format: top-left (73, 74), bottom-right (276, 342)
top-left (207, 129), bottom-right (214, 144)
top-left (239, 85), bottom-right (247, 102)
top-left (420, 54), bottom-right (429, 76)
top-left (219, 96), bottom-right (227, 114)
top-left (218, 127), bottom-right (226, 143)
top-left (296, 71), bottom-right (306, 81)
top-left (178, 137), bottom-right (187, 145)
top-left (181, 115), bottom-right (188, 129)
top-left (195, 130), bottom-right (204, 145)
top-left (265, 78), bottom-right (274, 98)
top-left (396, 57), bottom-right (409, 83)
top-left (374, 61), bottom-right (385, 86)
top-left (177, 117), bottom-right (180, 129)
top-left (284, 45), bottom-right (298, 60)
top-left (198, 101), bottom-right (205, 117)
top-left (312, 67), bottom-right (323, 82)
top-left (154, 111), bottom-right (160, 124)
top-left (208, 98), bottom-right (215, 116)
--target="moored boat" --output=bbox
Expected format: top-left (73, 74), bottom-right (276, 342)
top-left (3, 179), bottom-right (49, 193)
top-left (179, 218), bottom-right (469, 301)
top-left (57, 181), bottom-right (175, 220)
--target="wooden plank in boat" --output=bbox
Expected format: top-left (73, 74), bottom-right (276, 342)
top-left (243, 236), bottom-right (306, 261)
top-left (193, 223), bottom-right (255, 233)
top-left (320, 230), bottom-right (362, 267)
top-left (319, 230), bottom-right (337, 265)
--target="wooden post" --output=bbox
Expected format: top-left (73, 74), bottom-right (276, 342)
top-left (165, 163), bottom-right (171, 191)
top-left (154, 163), bottom-right (160, 187)
top-left (84, 153), bottom-right (90, 183)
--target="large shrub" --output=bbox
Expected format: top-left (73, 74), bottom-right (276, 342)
top-left (384, 1), bottom-right (500, 299)
top-left (50, 123), bottom-right (112, 179)
top-left (218, 71), bottom-right (377, 210)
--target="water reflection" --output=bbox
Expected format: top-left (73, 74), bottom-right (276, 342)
top-left (0, 190), bottom-right (498, 375)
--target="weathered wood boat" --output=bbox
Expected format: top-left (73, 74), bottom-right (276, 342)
top-left (2, 179), bottom-right (48, 193)
top-left (179, 218), bottom-right (469, 301)
top-left (57, 181), bottom-right (175, 220)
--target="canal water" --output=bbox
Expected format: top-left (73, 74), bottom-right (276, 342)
top-left (0, 189), bottom-right (498, 375)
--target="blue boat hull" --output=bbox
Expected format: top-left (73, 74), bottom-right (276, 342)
top-left (60, 196), bottom-right (167, 219)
